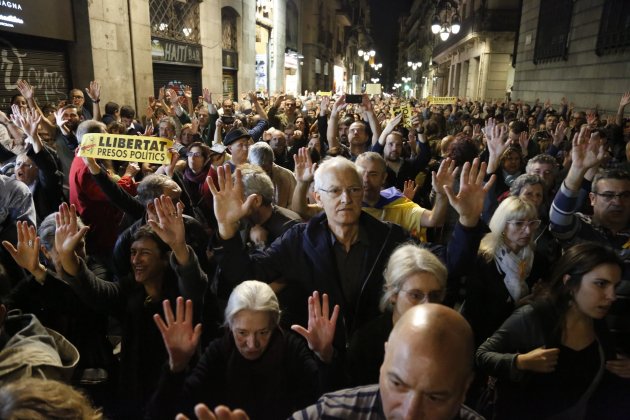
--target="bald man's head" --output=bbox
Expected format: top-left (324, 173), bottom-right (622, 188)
top-left (379, 304), bottom-right (474, 420)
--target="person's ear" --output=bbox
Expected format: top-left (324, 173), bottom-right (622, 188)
top-left (562, 274), bottom-right (571, 285)
top-left (314, 190), bottom-right (323, 207)
top-left (589, 192), bottom-right (596, 207)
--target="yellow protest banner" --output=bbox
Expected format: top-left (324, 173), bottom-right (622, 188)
top-left (365, 84), bottom-right (382, 95)
top-left (390, 105), bottom-right (414, 128)
top-left (316, 91), bottom-right (332, 96)
top-left (78, 133), bottom-right (173, 165)
top-left (427, 96), bottom-right (457, 105)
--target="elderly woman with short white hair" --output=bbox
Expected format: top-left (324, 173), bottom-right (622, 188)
top-left (346, 243), bottom-right (448, 386)
top-left (146, 280), bottom-right (339, 420)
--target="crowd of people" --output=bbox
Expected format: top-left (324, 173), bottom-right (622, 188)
top-left (0, 78), bottom-right (630, 419)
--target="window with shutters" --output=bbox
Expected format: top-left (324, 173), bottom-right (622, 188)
top-left (533, 0), bottom-right (574, 64)
top-left (596, 0), bottom-right (630, 55)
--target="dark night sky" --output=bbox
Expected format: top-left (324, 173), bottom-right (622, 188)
top-left (369, 0), bottom-right (412, 87)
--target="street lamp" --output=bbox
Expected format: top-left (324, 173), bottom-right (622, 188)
top-left (371, 78), bottom-right (380, 83)
top-left (431, 0), bottom-right (461, 42)
top-left (407, 61), bottom-right (422, 71)
top-left (358, 49), bottom-right (376, 61)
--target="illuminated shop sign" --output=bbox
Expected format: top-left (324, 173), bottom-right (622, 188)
top-left (0, 0), bottom-right (74, 41)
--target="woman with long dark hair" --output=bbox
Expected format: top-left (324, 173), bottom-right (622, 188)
top-left (476, 242), bottom-right (630, 419)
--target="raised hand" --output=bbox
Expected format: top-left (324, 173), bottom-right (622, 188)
top-left (586, 110), bottom-right (597, 126)
top-left (319, 95), bottom-right (330, 116)
top-left (16, 79), bottom-right (34, 101)
top-left (620, 92), bottom-right (630, 108)
top-left (293, 147), bottom-right (317, 183)
top-left (2, 221), bottom-right (44, 277)
top-left (206, 165), bottom-right (257, 240)
top-left (485, 118), bottom-right (509, 157)
top-left (518, 131), bottom-right (529, 155)
top-left (55, 203), bottom-right (89, 275)
top-left (291, 291), bottom-right (339, 363)
top-left (153, 297), bottom-right (201, 373)
top-left (143, 122), bottom-right (154, 137)
top-left (570, 125), bottom-right (604, 172)
top-left (176, 404), bottom-right (250, 420)
top-left (147, 195), bottom-right (188, 264)
top-left (202, 88), bottom-right (213, 105)
top-left (331, 94), bottom-right (346, 115)
top-left (432, 157), bottom-right (458, 195)
top-left (516, 346), bottom-right (560, 373)
top-left (402, 179), bottom-right (418, 201)
top-left (183, 85), bottom-right (192, 99)
top-left (166, 88), bottom-right (179, 106)
top-left (12, 107), bottom-right (41, 141)
top-left (552, 120), bottom-right (567, 146)
top-left (443, 158), bottom-right (496, 227)
top-left (53, 108), bottom-right (69, 134)
top-left (85, 80), bottom-right (101, 102)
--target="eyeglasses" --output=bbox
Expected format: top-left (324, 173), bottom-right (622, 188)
top-left (71, 95), bottom-right (84, 100)
top-left (15, 161), bottom-right (34, 169)
top-left (594, 192), bottom-right (630, 202)
top-left (399, 289), bottom-right (444, 304)
top-left (189, 152), bottom-right (203, 158)
top-left (319, 186), bottom-right (363, 198)
top-left (506, 219), bottom-right (541, 230)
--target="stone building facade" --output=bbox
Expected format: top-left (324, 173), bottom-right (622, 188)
top-left (512, 0), bottom-right (630, 114)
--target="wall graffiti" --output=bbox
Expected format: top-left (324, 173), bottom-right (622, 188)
top-left (0, 38), bottom-right (68, 110)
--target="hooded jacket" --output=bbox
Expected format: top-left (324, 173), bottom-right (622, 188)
top-left (0, 311), bottom-right (79, 384)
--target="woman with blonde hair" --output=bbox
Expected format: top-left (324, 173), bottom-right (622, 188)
top-left (463, 196), bottom-right (549, 346)
top-left (346, 243), bottom-right (448, 385)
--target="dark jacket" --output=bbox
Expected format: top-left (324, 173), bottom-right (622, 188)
top-left (146, 329), bottom-right (339, 420)
top-left (476, 302), bottom-right (624, 420)
top-left (214, 211), bottom-right (481, 350)
top-left (27, 145), bottom-right (64, 222)
top-left (463, 250), bottom-right (548, 346)
top-left (62, 248), bottom-right (207, 415)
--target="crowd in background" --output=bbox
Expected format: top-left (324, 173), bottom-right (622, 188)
top-left (0, 78), bottom-right (630, 419)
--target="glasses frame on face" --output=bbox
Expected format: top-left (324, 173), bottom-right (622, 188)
top-left (506, 219), bottom-right (542, 231)
top-left (594, 191), bottom-right (630, 202)
top-left (318, 186), bottom-right (363, 198)
top-left (188, 151), bottom-right (203, 158)
top-left (398, 288), bottom-right (444, 304)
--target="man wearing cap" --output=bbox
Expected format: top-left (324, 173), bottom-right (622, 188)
top-left (222, 127), bottom-right (251, 171)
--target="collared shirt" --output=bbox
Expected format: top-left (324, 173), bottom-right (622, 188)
top-left (331, 226), bottom-right (370, 320)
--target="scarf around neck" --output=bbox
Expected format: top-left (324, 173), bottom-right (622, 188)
top-left (495, 243), bottom-right (534, 301)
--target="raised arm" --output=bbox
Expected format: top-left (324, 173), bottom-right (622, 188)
top-left (420, 157), bottom-right (457, 227)
top-left (485, 118), bottom-right (509, 175)
top-left (326, 95), bottom-right (346, 150)
top-left (291, 147), bottom-right (322, 219)
top-left (361, 94), bottom-right (381, 146)
top-left (85, 81), bottom-right (102, 121)
top-left (291, 291), bottom-right (339, 363)
top-left (16, 79), bottom-right (55, 130)
top-left (616, 92), bottom-right (630, 127)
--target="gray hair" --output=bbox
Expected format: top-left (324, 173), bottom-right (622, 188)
top-left (525, 153), bottom-right (558, 174)
top-left (248, 142), bottom-right (275, 168)
top-left (224, 280), bottom-right (280, 329)
top-left (356, 151), bottom-right (387, 173)
top-left (236, 163), bottom-right (274, 205)
top-left (379, 243), bottom-right (447, 312)
top-left (509, 174), bottom-right (545, 197)
top-left (313, 156), bottom-right (361, 191)
top-left (76, 120), bottom-right (107, 144)
top-left (38, 212), bottom-right (85, 251)
top-left (136, 174), bottom-right (180, 208)
top-left (479, 196), bottom-right (537, 262)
